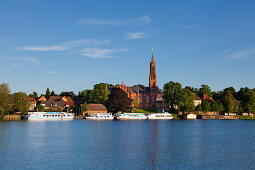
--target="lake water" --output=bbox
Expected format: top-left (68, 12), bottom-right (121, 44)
top-left (0, 120), bottom-right (255, 169)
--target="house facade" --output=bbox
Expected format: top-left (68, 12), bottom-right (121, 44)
top-left (85, 104), bottom-right (108, 116)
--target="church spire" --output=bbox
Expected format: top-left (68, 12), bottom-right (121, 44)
top-left (151, 48), bottom-right (154, 63)
top-left (149, 49), bottom-right (157, 87)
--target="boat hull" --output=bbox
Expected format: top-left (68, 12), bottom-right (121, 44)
top-left (86, 117), bottom-right (114, 120)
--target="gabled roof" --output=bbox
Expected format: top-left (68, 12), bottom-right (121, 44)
top-left (27, 97), bottom-right (36, 102)
top-left (41, 101), bottom-right (65, 108)
top-left (38, 96), bottom-right (47, 101)
top-left (87, 104), bottom-right (107, 111)
top-left (194, 93), bottom-right (202, 100)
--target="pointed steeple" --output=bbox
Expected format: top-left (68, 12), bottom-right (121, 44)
top-left (151, 48), bottom-right (154, 63)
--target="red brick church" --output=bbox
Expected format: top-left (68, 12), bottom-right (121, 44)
top-left (115, 50), bottom-right (166, 110)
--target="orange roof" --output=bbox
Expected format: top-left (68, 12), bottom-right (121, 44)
top-left (27, 97), bottom-right (36, 102)
top-left (38, 96), bottom-right (47, 101)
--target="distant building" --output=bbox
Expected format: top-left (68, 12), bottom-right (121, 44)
top-left (39, 96), bottom-right (82, 111)
top-left (114, 50), bottom-right (167, 110)
top-left (41, 101), bottom-right (65, 110)
top-left (27, 97), bottom-right (36, 111)
top-left (193, 93), bottom-right (213, 107)
top-left (48, 96), bottom-right (75, 107)
top-left (37, 96), bottom-right (47, 102)
top-left (183, 113), bottom-right (197, 119)
top-left (85, 104), bottom-right (108, 116)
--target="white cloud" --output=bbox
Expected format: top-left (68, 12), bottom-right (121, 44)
top-left (45, 71), bottom-right (57, 74)
top-left (226, 48), bottom-right (255, 60)
top-left (81, 48), bottom-right (128, 58)
top-left (17, 39), bottom-right (109, 51)
top-left (77, 15), bottom-right (151, 26)
top-left (0, 56), bottom-right (41, 64)
top-left (174, 7), bottom-right (190, 14)
top-left (126, 32), bottom-right (147, 40)
top-left (214, 47), bottom-right (235, 56)
top-left (179, 24), bottom-right (200, 29)
top-left (18, 45), bottom-right (67, 51)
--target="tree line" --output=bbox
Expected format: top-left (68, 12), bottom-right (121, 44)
top-left (163, 81), bottom-right (255, 114)
top-left (2, 81), bottom-right (255, 115)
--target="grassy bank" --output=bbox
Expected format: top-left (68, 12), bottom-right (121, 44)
top-left (238, 115), bottom-right (255, 120)
top-left (172, 113), bottom-right (182, 120)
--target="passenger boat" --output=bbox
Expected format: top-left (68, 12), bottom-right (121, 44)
top-left (116, 113), bottom-right (147, 120)
top-left (85, 113), bottom-right (114, 120)
top-left (147, 113), bottom-right (173, 119)
top-left (27, 112), bottom-right (74, 120)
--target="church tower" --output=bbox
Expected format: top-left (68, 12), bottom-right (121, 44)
top-left (149, 49), bottom-right (157, 88)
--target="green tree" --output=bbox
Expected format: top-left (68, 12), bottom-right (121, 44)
top-left (179, 88), bottom-right (195, 113)
top-left (51, 90), bottom-right (56, 96)
top-left (81, 102), bottom-right (88, 113)
top-left (199, 85), bottom-right (212, 97)
top-left (239, 88), bottom-right (255, 113)
top-left (0, 83), bottom-right (12, 115)
top-left (218, 102), bottom-right (224, 113)
top-left (195, 104), bottom-right (202, 111)
top-left (35, 103), bottom-right (45, 112)
top-left (45, 87), bottom-right (50, 100)
top-left (105, 87), bottom-right (132, 113)
top-left (60, 91), bottom-right (76, 97)
top-left (222, 89), bottom-right (235, 113)
top-left (78, 83), bottom-right (111, 105)
top-left (29, 91), bottom-right (38, 99)
top-left (201, 99), bottom-right (211, 112)
top-left (163, 81), bottom-right (183, 112)
top-left (12, 92), bottom-right (29, 114)
top-left (210, 101), bottom-right (219, 112)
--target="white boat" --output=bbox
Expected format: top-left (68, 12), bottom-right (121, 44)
top-left (147, 113), bottom-right (173, 119)
top-left (86, 113), bottom-right (114, 120)
top-left (27, 112), bottom-right (74, 120)
top-left (117, 113), bottom-right (147, 120)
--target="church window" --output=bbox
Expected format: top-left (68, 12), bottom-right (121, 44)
top-left (140, 96), bottom-right (143, 103)
top-left (146, 96), bottom-right (149, 104)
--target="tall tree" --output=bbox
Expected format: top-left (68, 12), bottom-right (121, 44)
top-left (78, 83), bottom-right (111, 104)
top-left (12, 92), bottom-right (29, 114)
top-left (51, 90), bottom-right (56, 96)
top-left (199, 85), bottom-right (212, 97)
top-left (195, 104), bottom-right (202, 111)
top-left (45, 87), bottom-right (50, 100)
top-left (239, 88), bottom-right (255, 113)
top-left (81, 102), bottom-right (88, 113)
top-left (222, 89), bottom-right (235, 113)
top-left (29, 91), bottom-right (38, 99)
top-left (0, 83), bottom-right (12, 115)
top-left (179, 88), bottom-right (195, 113)
top-left (105, 88), bottom-right (132, 113)
top-left (60, 91), bottom-right (76, 97)
top-left (163, 81), bottom-right (183, 112)
top-left (210, 101), bottom-right (219, 112)
top-left (201, 99), bottom-right (211, 112)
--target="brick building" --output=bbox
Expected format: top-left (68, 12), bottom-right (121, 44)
top-left (115, 50), bottom-right (167, 110)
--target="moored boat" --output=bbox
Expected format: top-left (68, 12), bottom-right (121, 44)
top-left (116, 113), bottom-right (147, 120)
top-left (27, 112), bottom-right (74, 120)
top-left (85, 113), bottom-right (114, 120)
top-left (147, 113), bottom-right (173, 119)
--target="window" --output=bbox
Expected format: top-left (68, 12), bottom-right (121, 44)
top-left (146, 96), bottom-right (149, 104)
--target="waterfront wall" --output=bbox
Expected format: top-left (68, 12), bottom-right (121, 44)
top-left (3, 114), bottom-right (22, 120)
top-left (197, 115), bottom-right (238, 120)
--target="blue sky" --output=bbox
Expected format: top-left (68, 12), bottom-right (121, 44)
top-left (0, 0), bottom-right (255, 95)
